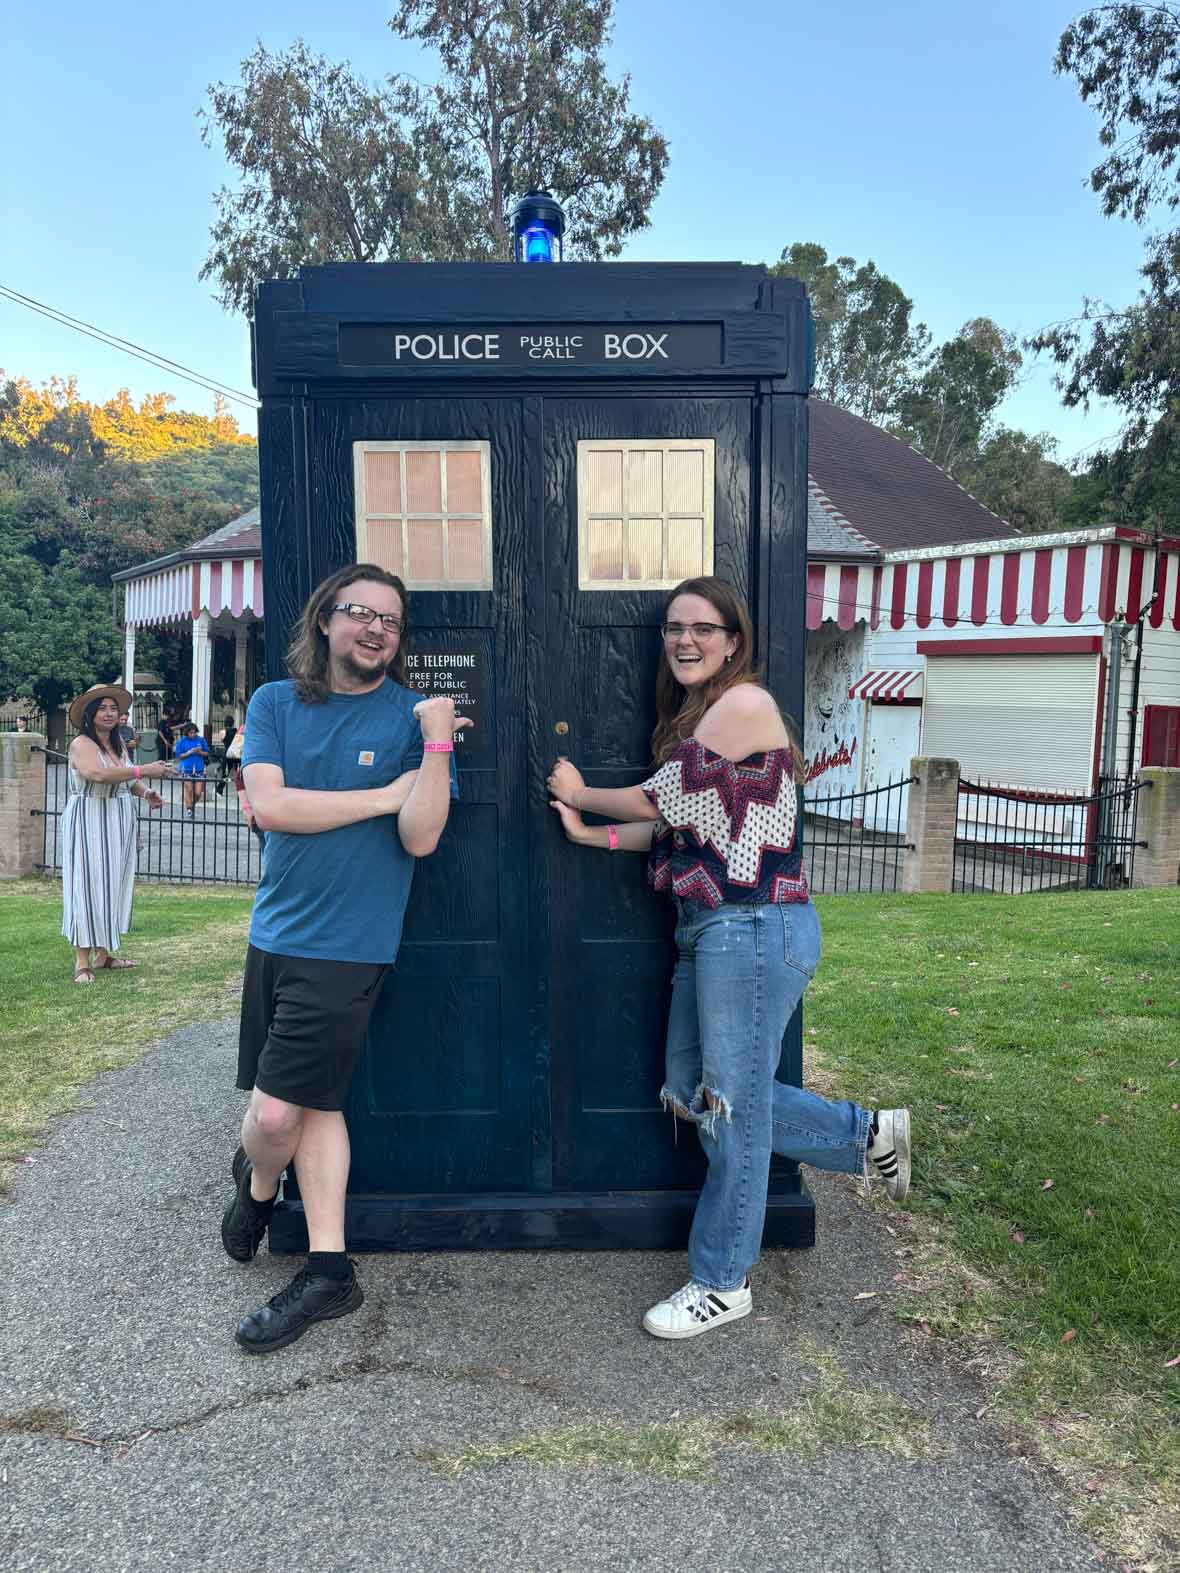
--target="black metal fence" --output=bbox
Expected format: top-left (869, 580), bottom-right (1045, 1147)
top-left (34, 751), bottom-right (262, 887)
top-left (953, 775), bottom-right (1147, 894)
top-left (803, 776), bottom-right (915, 894)
top-left (31, 748), bottom-right (1148, 898)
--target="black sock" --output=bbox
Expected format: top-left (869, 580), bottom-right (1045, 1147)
top-left (307, 1250), bottom-right (351, 1281)
top-left (247, 1180), bottom-right (276, 1215)
top-left (868, 1112), bottom-right (879, 1143)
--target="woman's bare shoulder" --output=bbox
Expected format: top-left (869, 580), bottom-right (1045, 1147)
top-left (697, 684), bottom-right (788, 757)
top-left (709, 683), bottom-right (779, 719)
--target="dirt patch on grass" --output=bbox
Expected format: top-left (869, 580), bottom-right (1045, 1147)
top-left (418, 1340), bottom-right (942, 1480)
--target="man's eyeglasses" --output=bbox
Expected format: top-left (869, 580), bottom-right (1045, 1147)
top-left (661, 622), bottom-right (735, 641)
top-left (332, 602), bottom-right (404, 634)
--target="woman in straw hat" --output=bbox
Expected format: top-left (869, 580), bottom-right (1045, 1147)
top-left (62, 684), bottom-right (173, 985)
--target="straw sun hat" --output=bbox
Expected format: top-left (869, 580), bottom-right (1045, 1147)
top-left (68, 683), bottom-right (133, 731)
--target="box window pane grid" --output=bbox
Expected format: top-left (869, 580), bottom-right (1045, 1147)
top-left (577, 440), bottom-right (714, 590)
top-left (354, 442), bottom-right (493, 591)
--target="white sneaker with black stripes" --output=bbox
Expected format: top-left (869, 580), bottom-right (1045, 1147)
top-left (868, 1108), bottom-right (912, 1201)
top-left (642, 1278), bottom-right (752, 1340)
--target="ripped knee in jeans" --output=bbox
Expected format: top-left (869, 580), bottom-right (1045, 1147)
top-left (660, 1082), bottom-right (733, 1139)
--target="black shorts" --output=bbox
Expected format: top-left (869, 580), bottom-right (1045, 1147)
top-left (237, 945), bottom-right (389, 1111)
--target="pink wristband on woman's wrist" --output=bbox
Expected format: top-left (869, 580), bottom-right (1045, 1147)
top-left (132, 766), bottom-right (142, 780)
top-left (423, 741), bottom-right (453, 753)
top-left (607, 825), bottom-right (619, 851)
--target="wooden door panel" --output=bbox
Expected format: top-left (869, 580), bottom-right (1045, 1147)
top-left (576, 626), bottom-right (664, 767)
top-left (544, 397), bottom-right (753, 1190)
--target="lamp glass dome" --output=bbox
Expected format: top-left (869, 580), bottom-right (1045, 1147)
top-left (509, 189), bottom-right (566, 264)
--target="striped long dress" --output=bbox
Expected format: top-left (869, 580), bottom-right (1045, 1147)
top-left (60, 752), bottom-right (137, 951)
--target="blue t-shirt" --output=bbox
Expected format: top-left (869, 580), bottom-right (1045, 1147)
top-left (242, 678), bottom-right (457, 964)
top-left (174, 736), bottom-right (208, 776)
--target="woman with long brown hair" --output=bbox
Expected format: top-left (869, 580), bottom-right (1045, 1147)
top-left (62, 684), bottom-right (170, 984)
top-left (548, 576), bottom-right (912, 1339)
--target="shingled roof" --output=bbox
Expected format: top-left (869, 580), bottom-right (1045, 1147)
top-left (807, 400), bottom-right (1017, 552)
top-left (186, 506), bottom-right (260, 557)
top-left (806, 483), bottom-right (878, 560)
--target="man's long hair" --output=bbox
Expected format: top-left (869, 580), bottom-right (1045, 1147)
top-left (650, 576), bottom-right (804, 782)
top-left (288, 564), bottom-right (409, 703)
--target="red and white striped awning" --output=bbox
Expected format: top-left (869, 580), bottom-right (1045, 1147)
top-left (848, 670), bottom-right (924, 702)
top-left (806, 534), bottom-right (1180, 633)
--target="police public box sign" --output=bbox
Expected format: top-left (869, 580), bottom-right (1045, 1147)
top-left (339, 322), bottom-right (723, 370)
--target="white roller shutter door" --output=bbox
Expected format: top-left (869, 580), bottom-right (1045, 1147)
top-left (922, 653), bottom-right (1099, 791)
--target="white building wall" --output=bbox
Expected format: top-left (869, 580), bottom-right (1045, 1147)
top-left (802, 623), bottom-right (864, 803)
top-left (1107, 621), bottom-right (1180, 775)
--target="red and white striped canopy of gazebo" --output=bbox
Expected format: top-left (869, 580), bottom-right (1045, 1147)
top-left (122, 556), bottom-right (264, 626)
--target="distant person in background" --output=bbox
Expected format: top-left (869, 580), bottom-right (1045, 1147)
top-left (174, 722), bottom-right (209, 813)
top-left (117, 711), bottom-right (139, 761)
top-left (62, 684), bottom-right (170, 984)
top-left (16, 716), bottom-right (29, 733)
top-left (157, 710), bottom-right (176, 761)
top-left (216, 714), bottom-right (239, 797)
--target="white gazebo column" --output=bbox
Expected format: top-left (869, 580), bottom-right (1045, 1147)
top-left (191, 611), bottom-right (213, 730)
top-left (234, 624), bottom-right (249, 722)
top-left (122, 622), bottom-right (137, 693)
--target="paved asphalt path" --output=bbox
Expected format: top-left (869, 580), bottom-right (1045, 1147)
top-left (0, 1021), bottom-right (1106, 1573)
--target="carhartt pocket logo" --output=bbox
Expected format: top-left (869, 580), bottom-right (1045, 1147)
top-left (357, 750), bottom-right (375, 766)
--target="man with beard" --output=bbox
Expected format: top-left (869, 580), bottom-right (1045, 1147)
top-left (222, 563), bottom-right (464, 1353)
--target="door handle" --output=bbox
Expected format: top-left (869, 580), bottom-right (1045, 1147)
top-left (554, 721), bottom-right (569, 735)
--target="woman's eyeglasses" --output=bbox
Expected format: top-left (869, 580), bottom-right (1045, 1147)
top-left (332, 602), bottom-right (405, 634)
top-left (661, 622), bottom-right (735, 641)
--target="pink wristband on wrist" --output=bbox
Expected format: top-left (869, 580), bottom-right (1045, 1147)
top-left (423, 741), bottom-right (454, 753)
top-left (132, 766), bottom-right (142, 780)
top-left (607, 824), bottom-right (619, 851)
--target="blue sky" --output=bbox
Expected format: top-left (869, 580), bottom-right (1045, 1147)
top-left (0, 0), bottom-right (1160, 464)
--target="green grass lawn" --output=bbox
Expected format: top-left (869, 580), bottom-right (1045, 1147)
top-left (809, 888), bottom-right (1179, 1562)
top-left (0, 878), bottom-right (252, 1187)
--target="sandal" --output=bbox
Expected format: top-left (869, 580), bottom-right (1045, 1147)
top-left (73, 967), bottom-right (95, 985)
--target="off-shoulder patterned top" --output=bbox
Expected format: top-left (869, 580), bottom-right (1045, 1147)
top-left (640, 736), bottom-right (808, 909)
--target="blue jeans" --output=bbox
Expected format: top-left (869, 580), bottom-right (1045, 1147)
top-left (662, 898), bottom-right (870, 1291)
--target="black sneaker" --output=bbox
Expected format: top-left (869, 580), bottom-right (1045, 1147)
top-left (231, 1143), bottom-right (247, 1187)
top-left (220, 1156), bottom-right (273, 1263)
top-left (234, 1265), bottom-right (363, 1354)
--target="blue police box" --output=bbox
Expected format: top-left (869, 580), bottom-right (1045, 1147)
top-left (252, 257), bottom-right (816, 1253)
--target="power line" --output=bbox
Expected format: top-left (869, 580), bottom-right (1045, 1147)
top-left (0, 284), bottom-right (259, 410)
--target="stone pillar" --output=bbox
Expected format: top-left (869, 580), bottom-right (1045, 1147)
top-left (1132, 767), bottom-right (1180, 888)
top-left (234, 625), bottom-right (249, 721)
top-left (901, 756), bottom-right (961, 894)
top-left (122, 622), bottom-right (137, 693)
top-left (0, 734), bottom-right (48, 879)
top-left (191, 611), bottom-right (213, 731)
